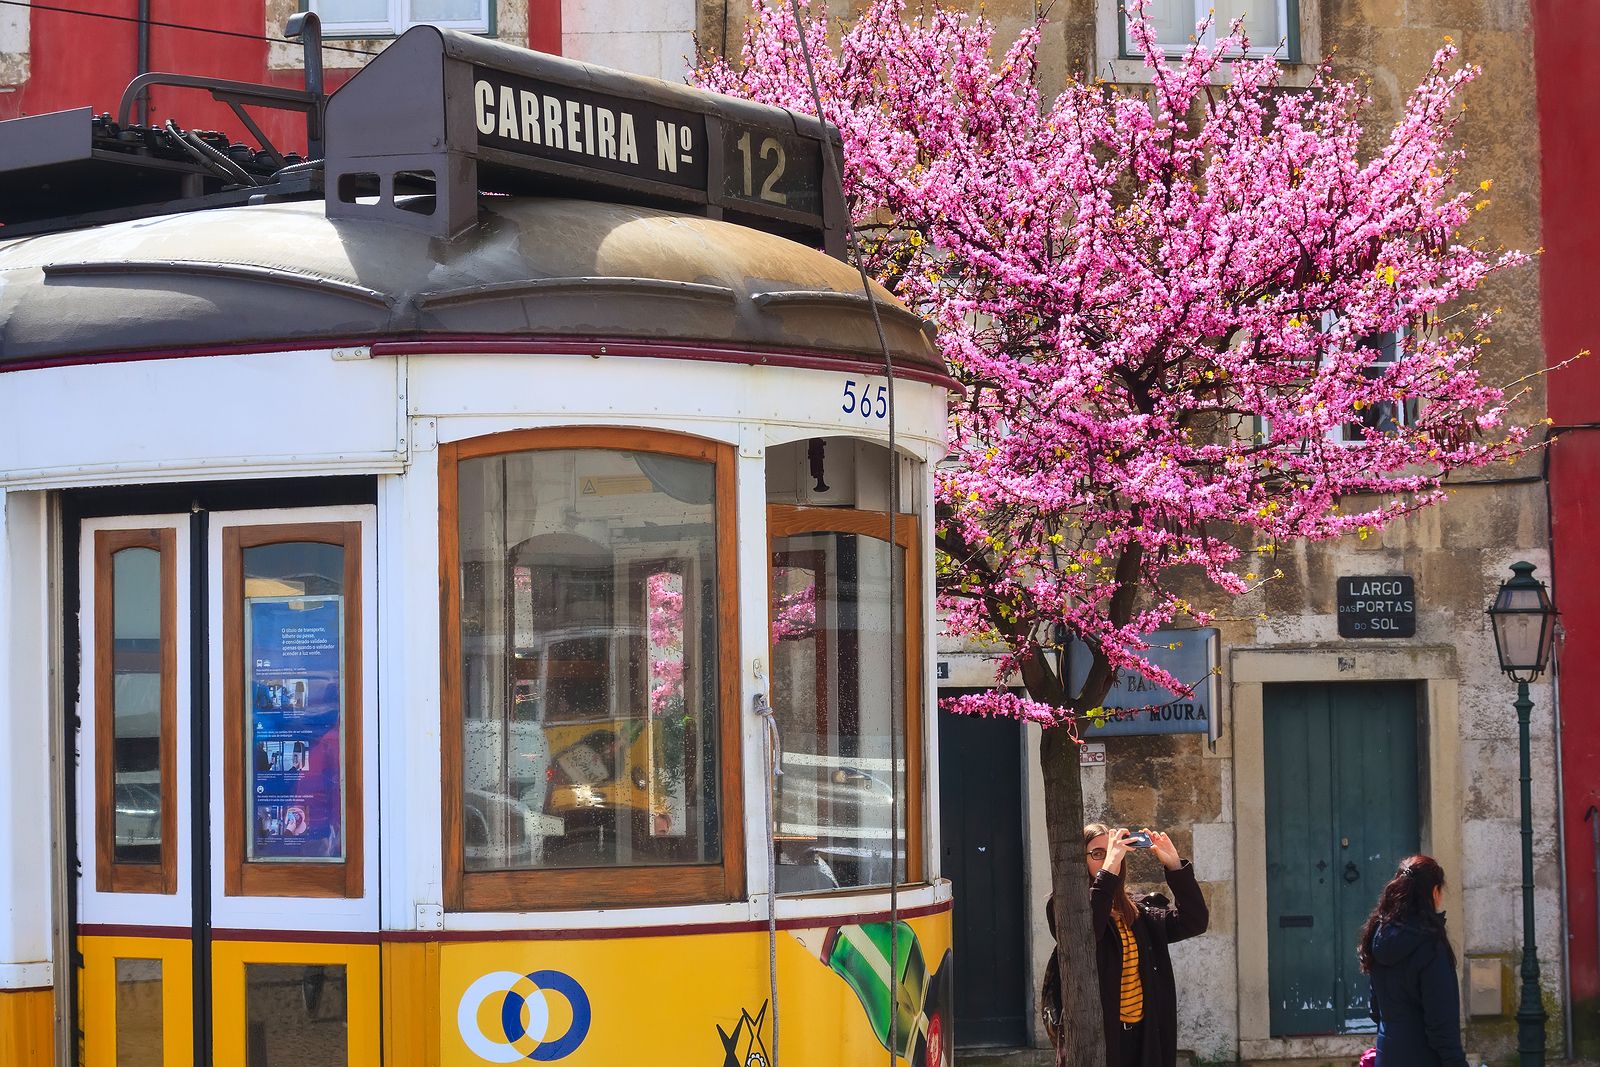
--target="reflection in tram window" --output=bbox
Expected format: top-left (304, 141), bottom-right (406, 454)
top-left (457, 448), bottom-right (720, 872)
top-left (244, 963), bottom-right (348, 1066)
top-left (243, 542), bottom-right (348, 866)
top-left (114, 958), bottom-right (163, 1065)
top-left (770, 534), bottom-right (907, 893)
top-left (111, 546), bottom-right (163, 866)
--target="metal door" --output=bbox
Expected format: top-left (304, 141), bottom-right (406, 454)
top-left (937, 694), bottom-right (1027, 1047)
top-left (1265, 681), bottom-right (1419, 1037)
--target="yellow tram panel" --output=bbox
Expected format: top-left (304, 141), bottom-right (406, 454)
top-left (77, 935), bottom-right (193, 1067)
top-left (0, 987), bottom-right (53, 1066)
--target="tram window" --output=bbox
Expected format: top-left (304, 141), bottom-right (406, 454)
top-left (767, 507), bottom-right (923, 894)
top-left (223, 524), bottom-right (364, 899)
top-left (244, 963), bottom-right (348, 1066)
top-left (443, 430), bottom-right (744, 910)
top-left (115, 958), bottom-right (163, 1065)
top-left (95, 529), bottom-right (176, 895)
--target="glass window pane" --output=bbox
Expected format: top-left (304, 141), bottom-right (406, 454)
top-left (771, 533), bottom-right (906, 893)
top-left (407, 0), bottom-right (485, 23)
top-left (245, 964), bottom-right (348, 1066)
top-left (459, 448), bottom-right (721, 871)
top-left (312, 0), bottom-right (390, 28)
top-left (244, 543), bottom-right (347, 863)
top-left (1216, 0), bottom-right (1282, 49)
top-left (1123, 0), bottom-right (1192, 53)
top-left (115, 958), bottom-right (163, 1066)
top-left (112, 547), bottom-right (163, 866)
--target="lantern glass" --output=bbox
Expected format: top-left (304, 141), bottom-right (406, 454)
top-left (1488, 563), bottom-right (1556, 681)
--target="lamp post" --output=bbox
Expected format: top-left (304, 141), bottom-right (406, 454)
top-left (1487, 561), bottom-right (1558, 1067)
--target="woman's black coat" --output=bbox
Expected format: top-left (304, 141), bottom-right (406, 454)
top-left (1367, 916), bottom-right (1468, 1067)
top-left (1087, 861), bottom-right (1209, 1067)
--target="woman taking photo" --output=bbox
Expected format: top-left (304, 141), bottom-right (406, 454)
top-left (1060, 823), bottom-right (1209, 1067)
top-left (1359, 855), bottom-right (1468, 1067)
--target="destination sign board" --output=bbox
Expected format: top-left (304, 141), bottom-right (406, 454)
top-left (1337, 575), bottom-right (1416, 638)
top-left (473, 66), bottom-right (708, 190)
top-left (325, 26), bottom-right (842, 248)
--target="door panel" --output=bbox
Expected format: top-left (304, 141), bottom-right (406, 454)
top-left (77, 505), bottom-right (379, 1066)
top-left (1265, 682), bottom-right (1419, 1037)
top-left (1264, 683), bottom-right (1339, 1036)
top-left (938, 696), bottom-right (1026, 1048)
top-left (1331, 683), bottom-right (1419, 1028)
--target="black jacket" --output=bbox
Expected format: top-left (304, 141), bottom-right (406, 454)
top-left (1367, 916), bottom-right (1468, 1067)
top-left (1087, 862), bottom-right (1209, 1067)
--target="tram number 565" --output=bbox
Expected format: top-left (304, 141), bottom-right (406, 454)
top-left (842, 379), bottom-right (888, 420)
top-left (734, 132), bottom-right (787, 205)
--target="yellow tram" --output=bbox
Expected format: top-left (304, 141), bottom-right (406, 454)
top-left (0, 22), bottom-right (953, 1067)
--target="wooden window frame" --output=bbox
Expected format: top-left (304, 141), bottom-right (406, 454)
top-left (222, 522), bottom-right (365, 899)
top-left (95, 528), bottom-right (179, 895)
top-left (766, 504), bottom-right (926, 890)
top-left (440, 427), bottom-right (744, 912)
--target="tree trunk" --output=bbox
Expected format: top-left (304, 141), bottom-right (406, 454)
top-left (1040, 724), bottom-right (1107, 1067)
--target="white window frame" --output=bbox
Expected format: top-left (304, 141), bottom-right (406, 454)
top-left (1096, 0), bottom-right (1317, 88)
top-left (1252, 315), bottom-right (1413, 451)
top-left (1330, 324), bottom-right (1413, 446)
top-left (308, 0), bottom-right (488, 39)
top-left (1119, 0), bottom-right (1295, 60)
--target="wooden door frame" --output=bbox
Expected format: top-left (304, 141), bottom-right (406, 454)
top-left (1231, 645), bottom-right (1463, 1063)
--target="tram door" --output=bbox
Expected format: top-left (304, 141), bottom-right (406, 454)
top-left (74, 508), bottom-right (379, 1066)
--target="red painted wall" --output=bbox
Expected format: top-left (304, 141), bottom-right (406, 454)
top-left (0, 1), bottom-right (558, 156)
top-left (1535, 0), bottom-right (1600, 1051)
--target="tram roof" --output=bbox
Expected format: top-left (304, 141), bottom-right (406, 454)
top-left (0, 196), bottom-right (942, 376)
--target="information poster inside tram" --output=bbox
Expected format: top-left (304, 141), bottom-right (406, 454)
top-left (246, 596), bottom-right (344, 862)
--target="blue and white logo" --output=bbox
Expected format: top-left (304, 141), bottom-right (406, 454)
top-left (457, 969), bottom-right (592, 1062)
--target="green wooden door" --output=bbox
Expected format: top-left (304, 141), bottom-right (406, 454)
top-left (1264, 682), bottom-right (1419, 1037)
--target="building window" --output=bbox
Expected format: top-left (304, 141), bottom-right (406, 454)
top-left (1252, 321), bottom-right (1412, 449)
top-left (309, 0), bottom-right (488, 38)
top-left (441, 428), bottom-right (744, 911)
top-left (1120, 0), bottom-right (1296, 60)
top-left (1335, 328), bottom-right (1414, 445)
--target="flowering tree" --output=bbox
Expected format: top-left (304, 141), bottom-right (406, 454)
top-left (698, 3), bottom-right (1526, 1062)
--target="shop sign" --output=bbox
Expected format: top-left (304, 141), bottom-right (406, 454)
top-left (1336, 575), bottom-right (1416, 638)
top-left (1067, 628), bottom-right (1221, 740)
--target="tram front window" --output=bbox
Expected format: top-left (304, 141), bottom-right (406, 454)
top-left (457, 447), bottom-right (722, 873)
top-left (770, 531), bottom-right (910, 893)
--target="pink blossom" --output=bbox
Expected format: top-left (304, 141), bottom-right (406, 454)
top-left (698, 0), bottom-right (1527, 724)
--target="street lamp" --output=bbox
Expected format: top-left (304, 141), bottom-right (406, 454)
top-left (1487, 561), bottom-right (1558, 1067)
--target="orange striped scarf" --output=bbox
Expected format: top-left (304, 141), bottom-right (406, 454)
top-left (1113, 911), bottom-right (1144, 1024)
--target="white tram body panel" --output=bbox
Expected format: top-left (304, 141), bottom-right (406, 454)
top-left (0, 28), bottom-right (956, 1063)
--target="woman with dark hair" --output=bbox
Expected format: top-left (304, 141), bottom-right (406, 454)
top-left (1359, 854), bottom-right (1467, 1067)
top-left (1044, 823), bottom-right (1207, 1067)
